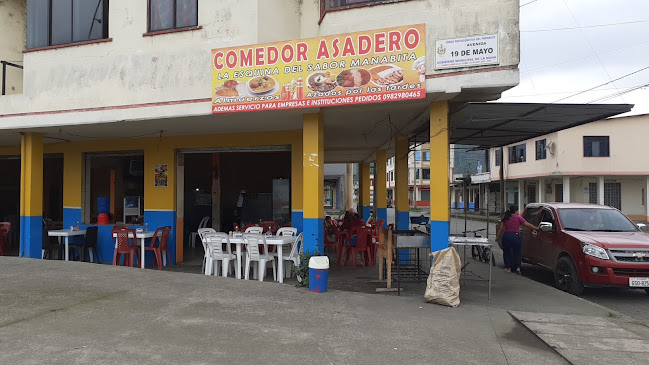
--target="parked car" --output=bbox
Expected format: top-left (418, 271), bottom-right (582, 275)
top-left (516, 203), bottom-right (649, 295)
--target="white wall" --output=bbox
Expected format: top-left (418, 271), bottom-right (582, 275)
top-left (491, 114), bottom-right (649, 179)
top-left (0, 0), bottom-right (25, 95)
top-left (0, 0), bottom-right (520, 119)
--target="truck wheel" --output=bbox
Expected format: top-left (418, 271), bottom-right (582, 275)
top-left (554, 256), bottom-right (584, 296)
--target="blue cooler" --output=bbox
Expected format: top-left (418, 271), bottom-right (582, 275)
top-left (309, 256), bottom-right (330, 293)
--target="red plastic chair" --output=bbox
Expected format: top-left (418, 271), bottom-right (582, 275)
top-left (369, 220), bottom-right (384, 266)
top-left (0, 222), bottom-right (9, 256)
top-left (324, 222), bottom-right (341, 262)
top-left (345, 227), bottom-right (373, 270)
top-left (112, 226), bottom-right (139, 267)
top-left (260, 221), bottom-right (279, 234)
top-left (145, 226), bottom-right (172, 270)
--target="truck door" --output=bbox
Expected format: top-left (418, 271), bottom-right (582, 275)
top-left (521, 206), bottom-right (542, 263)
top-left (536, 208), bottom-right (558, 268)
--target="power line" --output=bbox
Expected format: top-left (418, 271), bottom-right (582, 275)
top-left (551, 65), bottom-right (649, 103)
top-left (562, 0), bottom-right (625, 103)
top-left (520, 0), bottom-right (539, 7)
top-left (521, 39), bottom-right (649, 74)
top-left (587, 82), bottom-right (649, 104)
top-left (521, 19), bottom-right (649, 33)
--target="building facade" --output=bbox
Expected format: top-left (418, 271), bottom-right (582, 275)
top-left (490, 114), bottom-right (649, 222)
top-left (0, 0), bottom-right (520, 262)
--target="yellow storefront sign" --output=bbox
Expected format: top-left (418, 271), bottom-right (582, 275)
top-left (211, 24), bottom-right (426, 114)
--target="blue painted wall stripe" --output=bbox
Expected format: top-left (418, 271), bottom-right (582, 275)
top-left (303, 217), bottom-right (324, 254)
top-left (377, 208), bottom-right (387, 228)
top-left (362, 206), bottom-right (372, 222)
top-left (429, 220), bottom-right (450, 252)
top-left (291, 211), bottom-right (303, 234)
top-left (396, 211), bottom-right (409, 230)
top-left (20, 215), bottom-right (43, 259)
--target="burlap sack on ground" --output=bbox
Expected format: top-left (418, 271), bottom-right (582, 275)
top-left (424, 247), bottom-right (461, 307)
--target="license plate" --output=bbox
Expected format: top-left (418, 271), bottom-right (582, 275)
top-left (629, 277), bottom-right (649, 287)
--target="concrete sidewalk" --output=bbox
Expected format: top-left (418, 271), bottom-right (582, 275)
top-left (1, 256), bottom-right (647, 365)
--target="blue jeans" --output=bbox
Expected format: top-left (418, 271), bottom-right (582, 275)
top-left (502, 232), bottom-right (522, 270)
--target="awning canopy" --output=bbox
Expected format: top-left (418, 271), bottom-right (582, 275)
top-left (411, 102), bottom-right (633, 148)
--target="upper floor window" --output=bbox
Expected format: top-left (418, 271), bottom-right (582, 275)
top-left (508, 144), bottom-right (526, 164)
top-left (425, 152), bottom-right (430, 161)
top-left (536, 139), bottom-right (547, 160)
top-left (414, 151), bottom-right (421, 161)
top-left (27, 0), bottom-right (109, 49)
top-left (149, 0), bottom-right (198, 32)
top-left (495, 150), bottom-right (502, 166)
top-left (584, 136), bottom-right (610, 157)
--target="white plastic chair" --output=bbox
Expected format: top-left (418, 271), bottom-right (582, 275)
top-left (198, 228), bottom-right (216, 274)
top-left (204, 233), bottom-right (236, 277)
top-left (273, 233), bottom-right (303, 279)
top-left (244, 226), bottom-right (263, 234)
top-left (190, 216), bottom-right (210, 249)
top-left (276, 227), bottom-right (297, 236)
top-left (243, 233), bottom-right (276, 281)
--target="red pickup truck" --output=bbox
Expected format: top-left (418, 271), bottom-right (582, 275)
top-left (518, 203), bottom-right (649, 295)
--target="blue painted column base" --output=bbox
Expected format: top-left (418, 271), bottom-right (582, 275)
top-left (429, 220), bottom-right (450, 252)
top-left (20, 215), bottom-right (43, 259)
top-left (303, 218), bottom-right (324, 254)
top-left (377, 208), bottom-right (387, 227)
top-left (362, 206), bottom-right (372, 222)
top-left (396, 211), bottom-right (409, 230)
top-left (291, 211), bottom-right (303, 234)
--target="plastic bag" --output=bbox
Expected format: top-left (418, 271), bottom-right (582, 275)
top-left (424, 247), bottom-right (461, 307)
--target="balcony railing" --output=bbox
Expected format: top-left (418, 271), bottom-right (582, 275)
top-left (1, 61), bottom-right (23, 96)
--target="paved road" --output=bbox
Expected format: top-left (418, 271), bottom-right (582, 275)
top-left (447, 214), bottom-right (649, 325)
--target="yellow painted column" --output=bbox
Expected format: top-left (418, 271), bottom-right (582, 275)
top-left (302, 113), bottom-right (324, 253)
top-left (375, 149), bottom-right (387, 226)
top-left (291, 132), bottom-right (304, 232)
top-left (62, 150), bottom-right (83, 238)
top-left (359, 162), bottom-right (371, 221)
top-left (395, 136), bottom-right (410, 230)
top-left (20, 133), bottom-right (44, 258)
top-left (429, 101), bottom-right (450, 251)
top-left (144, 142), bottom-right (178, 263)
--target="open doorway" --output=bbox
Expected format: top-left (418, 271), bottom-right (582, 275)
top-left (181, 149), bottom-right (291, 262)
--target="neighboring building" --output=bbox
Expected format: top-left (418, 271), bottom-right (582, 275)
top-left (1, 0), bottom-right (521, 260)
top-left (387, 143), bottom-right (430, 207)
top-left (489, 114), bottom-right (649, 222)
top-left (449, 144), bottom-right (490, 212)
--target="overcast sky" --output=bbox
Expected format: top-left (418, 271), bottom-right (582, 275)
top-left (498, 0), bottom-right (649, 116)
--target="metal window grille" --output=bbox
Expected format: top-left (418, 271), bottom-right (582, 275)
top-left (588, 183), bottom-right (598, 204)
top-left (604, 182), bottom-right (621, 210)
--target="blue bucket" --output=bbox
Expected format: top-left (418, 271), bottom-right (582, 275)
top-left (308, 256), bottom-right (329, 293)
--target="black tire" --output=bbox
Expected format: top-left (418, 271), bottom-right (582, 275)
top-left (471, 245), bottom-right (479, 260)
top-left (554, 256), bottom-right (584, 296)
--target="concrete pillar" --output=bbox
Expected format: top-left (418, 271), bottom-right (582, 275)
top-left (346, 163), bottom-right (354, 211)
top-left (538, 178), bottom-right (544, 203)
top-left (518, 180), bottom-right (524, 208)
top-left (291, 134), bottom-right (303, 232)
top-left (563, 176), bottom-right (571, 203)
top-left (144, 142), bottom-right (177, 264)
top-left (302, 113), bottom-right (324, 253)
top-left (395, 136), bottom-right (409, 230)
top-left (375, 149), bottom-right (388, 227)
top-left (20, 133), bottom-right (44, 258)
top-left (429, 101), bottom-right (450, 252)
top-left (63, 150), bottom-right (82, 236)
top-left (598, 176), bottom-right (605, 205)
top-left (359, 162), bottom-right (371, 221)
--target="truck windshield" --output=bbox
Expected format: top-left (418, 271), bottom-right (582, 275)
top-left (558, 208), bottom-right (639, 232)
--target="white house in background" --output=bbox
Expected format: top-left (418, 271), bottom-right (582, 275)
top-left (490, 113), bottom-right (649, 222)
top-left (387, 143), bottom-right (431, 207)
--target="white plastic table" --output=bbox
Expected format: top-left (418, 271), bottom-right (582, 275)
top-left (112, 231), bottom-right (159, 269)
top-left (229, 235), bottom-right (295, 282)
top-left (448, 236), bottom-right (493, 300)
top-left (48, 229), bottom-right (86, 261)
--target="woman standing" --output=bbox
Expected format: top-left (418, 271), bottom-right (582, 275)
top-left (497, 205), bottom-right (539, 274)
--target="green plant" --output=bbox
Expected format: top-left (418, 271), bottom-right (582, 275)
top-left (291, 250), bottom-right (322, 287)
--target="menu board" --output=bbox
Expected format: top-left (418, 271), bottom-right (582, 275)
top-left (211, 24), bottom-right (426, 114)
